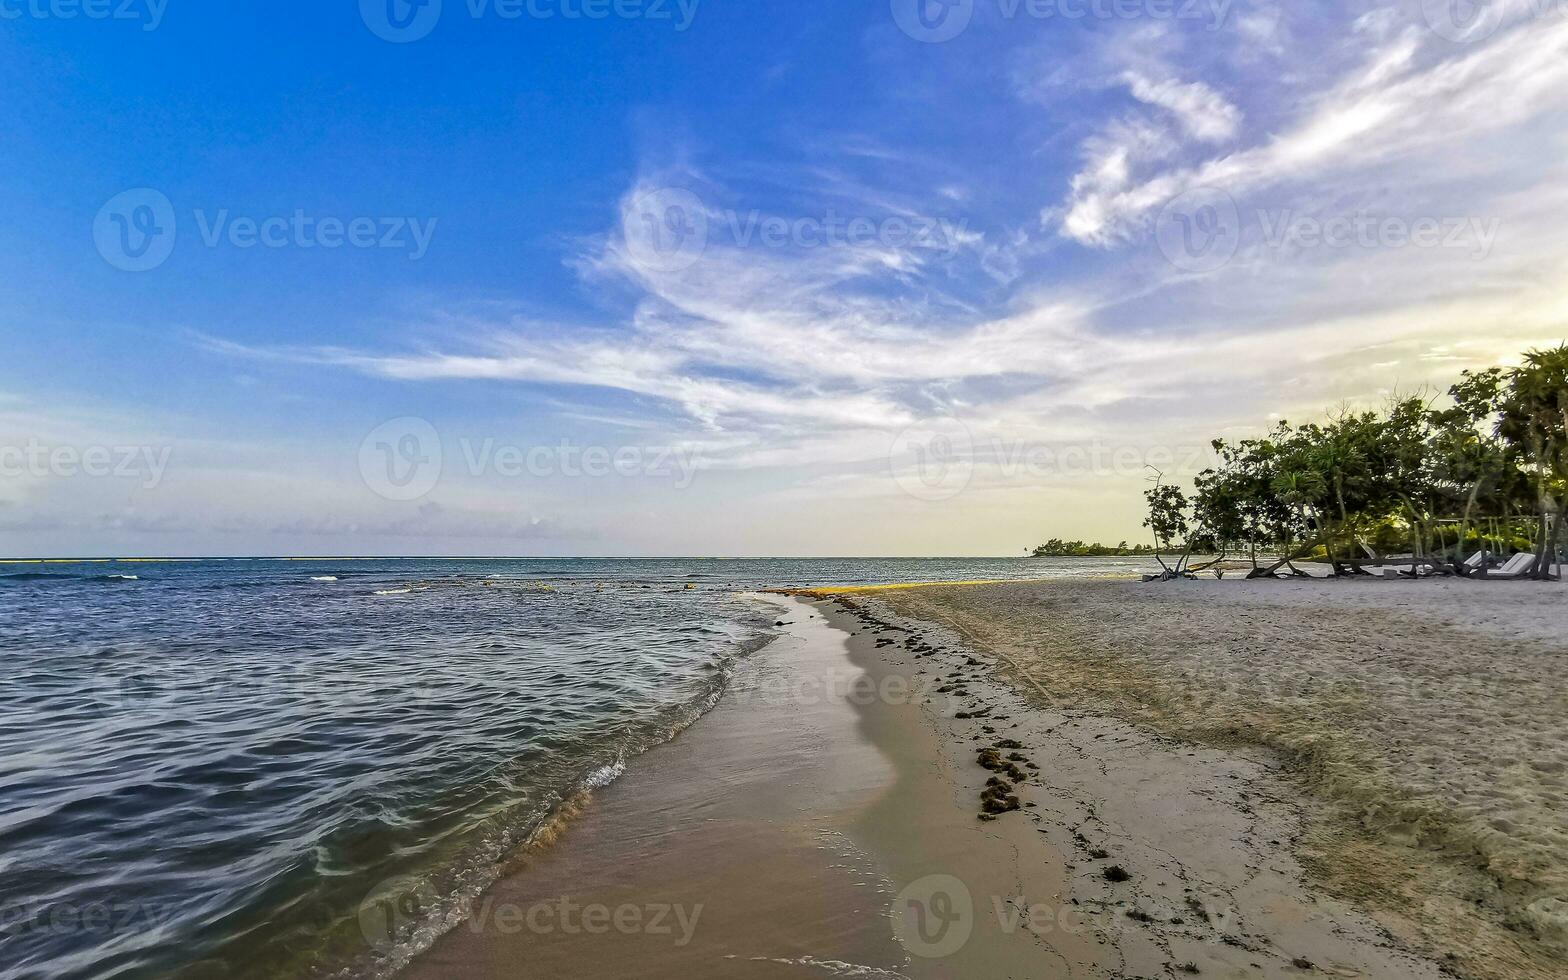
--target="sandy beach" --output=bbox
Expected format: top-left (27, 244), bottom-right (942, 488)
top-left (387, 574), bottom-right (1568, 979)
top-left (400, 592), bottom-right (1108, 978)
top-left (859, 577), bottom-right (1568, 980)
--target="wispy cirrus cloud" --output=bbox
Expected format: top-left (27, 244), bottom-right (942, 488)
top-left (176, 3), bottom-right (1568, 553)
top-left (1122, 72), bottom-right (1241, 144)
top-left (1058, 15), bottom-right (1568, 246)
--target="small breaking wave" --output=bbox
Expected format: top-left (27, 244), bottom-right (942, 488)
top-left (0, 560), bottom-right (797, 980)
top-left (325, 669), bottom-right (736, 980)
top-left (731, 956), bottom-right (911, 979)
top-left (1, 571), bottom-right (138, 583)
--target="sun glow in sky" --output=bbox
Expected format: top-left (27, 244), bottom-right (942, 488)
top-left (2, 0), bottom-right (1566, 556)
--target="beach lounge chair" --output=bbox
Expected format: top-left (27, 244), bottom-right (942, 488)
top-left (1448, 550), bottom-right (1492, 577)
top-left (1480, 553), bottom-right (1537, 579)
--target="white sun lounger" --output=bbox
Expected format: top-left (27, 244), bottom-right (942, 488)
top-left (1482, 553), bottom-right (1538, 579)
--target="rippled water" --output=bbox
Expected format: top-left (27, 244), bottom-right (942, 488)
top-left (0, 557), bottom-right (1149, 979)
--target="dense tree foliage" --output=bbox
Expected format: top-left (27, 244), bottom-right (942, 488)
top-left (1148, 345), bottom-right (1567, 580)
top-left (1029, 539), bottom-right (1159, 557)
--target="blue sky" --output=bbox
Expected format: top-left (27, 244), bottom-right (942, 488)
top-left (2, 0), bottom-right (1566, 556)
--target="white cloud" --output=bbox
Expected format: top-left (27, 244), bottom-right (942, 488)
top-left (1122, 73), bottom-right (1241, 143)
top-left (1060, 17), bottom-right (1568, 245)
top-left (112, 4), bottom-right (1568, 554)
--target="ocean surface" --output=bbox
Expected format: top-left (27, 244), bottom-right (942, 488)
top-left (0, 557), bottom-right (1152, 980)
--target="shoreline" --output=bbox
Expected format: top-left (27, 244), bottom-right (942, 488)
top-left (397, 593), bottom-right (911, 978)
top-left (393, 581), bottom-right (1494, 978)
top-left (399, 589), bottom-right (1109, 978)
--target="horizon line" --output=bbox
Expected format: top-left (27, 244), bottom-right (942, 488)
top-left (0, 553), bottom-right (1098, 564)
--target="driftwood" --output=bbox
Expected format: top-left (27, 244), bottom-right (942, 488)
top-left (1248, 532), bottom-right (1327, 578)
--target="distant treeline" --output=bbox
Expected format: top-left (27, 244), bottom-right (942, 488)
top-left (1143, 344), bottom-right (1568, 580)
top-left (1030, 539), bottom-right (1159, 557)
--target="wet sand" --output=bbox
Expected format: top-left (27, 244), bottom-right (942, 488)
top-left (401, 592), bottom-right (1104, 978)
top-left (400, 586), bottom-right (1457, 979)
top-left (400, 594), bottom-right (906, 978)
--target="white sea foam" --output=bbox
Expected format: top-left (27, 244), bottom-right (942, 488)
top-left (732, 956), bottom-right (911, 979)
top-left (583, 760), bottom-right (626, 789)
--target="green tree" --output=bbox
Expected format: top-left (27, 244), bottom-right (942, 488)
top-left (1497, 345), bottom-right (1568, 578)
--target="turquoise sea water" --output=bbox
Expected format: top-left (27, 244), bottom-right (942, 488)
top-left (0, 557), bottom-right (1151, 979)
